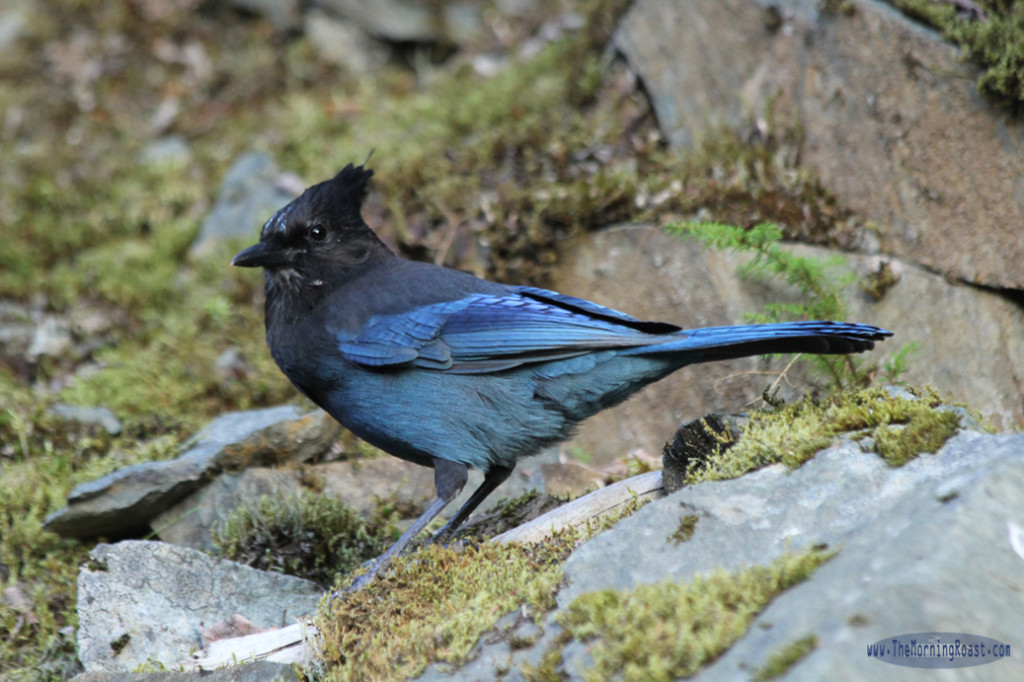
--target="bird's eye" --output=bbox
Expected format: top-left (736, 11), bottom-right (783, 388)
top-left (308, 225), bottom-right (327, 242)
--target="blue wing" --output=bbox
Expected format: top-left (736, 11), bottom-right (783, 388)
top-left (338, 287), bottom-right (673, 374)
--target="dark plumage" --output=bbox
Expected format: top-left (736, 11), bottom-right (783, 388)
top-left (232, 164), bottom-right (892, 590)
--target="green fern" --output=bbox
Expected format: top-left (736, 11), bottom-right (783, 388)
top-left (666, 220), bottom-right (869, 390)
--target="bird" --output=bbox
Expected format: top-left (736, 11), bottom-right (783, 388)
top-left (232, 163), bottom-right (892, 590)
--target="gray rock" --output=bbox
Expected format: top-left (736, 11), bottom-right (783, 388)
top-left (189, 153), bottom-right (300, 259)
top-left (0, 0), bottom-right (30, 51)
top-left (45, 406), bottom-right (340, 539)
top-left (50, 404), bottom-right (123, 436)
top-left (137, 136), bottom-right (191, 168)
top-left (71, 660), bottom-right (299, 682)
top-left (316, 0), bottom-right (483, 44)
top-left (560, 431), bottom-right (1024, 680)
top-left (213, 347), bottom-right (250, 389)
top-left (563, 431), bottom-right (1003, 601)
top-left (692, 437), bottom-right (1024, 681)
top-left (76, 541), bottom-right (322, 672)
top-left (183, 405), bottom-right (341, 472)
top-left (552, 225), bottom-right (1024, 465)
top-left (152, 468), bottom-right (302, 551)
top-left (614, 0), bottom-right (1024, 290)
top-left (45, 457), bottom-right (211, 539)
top-left (230, 0), bottom-right (301, 31)
top-left (1, 300), bottom-right (122, 378)
top-left (824, 242), bottom-right (1024, 432)
top-left (28, 314), bottom-right (72, 358)
top-left (0, 299), bottom-right (35, 370)
top-left (304, 9), bottom-right (388, 73)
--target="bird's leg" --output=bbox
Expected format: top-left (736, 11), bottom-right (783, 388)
top-left (432, 465), bottom-right (514, 546)
top-left (341, 458), bottom-right (467, 594)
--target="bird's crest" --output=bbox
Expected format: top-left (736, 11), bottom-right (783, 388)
top-left (326, 163), bottom-right (374, 225)
top-left (261, 163), bottom-right (374, 239)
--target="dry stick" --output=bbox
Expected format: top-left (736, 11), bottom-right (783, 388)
top-left (492, 469), bottom-right (664, 544)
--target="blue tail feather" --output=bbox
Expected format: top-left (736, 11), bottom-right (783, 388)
top-left (621, 320), bottom-right (892, 360)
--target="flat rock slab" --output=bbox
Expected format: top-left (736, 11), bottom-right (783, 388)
top-left (615, 0), bottom-right (1024, 289)
top-left (45, 406), bottom-right (339, 539)
top-left (77, 540), bottom-right (322, 672)
top-left (689, 434), bottom-right (1024, 680)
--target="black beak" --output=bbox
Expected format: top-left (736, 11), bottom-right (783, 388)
top-left (231, 240), bottom-right (294, 268)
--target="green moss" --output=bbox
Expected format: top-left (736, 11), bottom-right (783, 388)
top-left (553, 547), bottom-right (833, 681)
top-left (131, 659), bottom-right (171, 673)
top-left (753, 634), bottom-right (817, 681)
top-left (669, 514), bottom-right (699, 545)
top-left (847, 613), bottom-right (871, 627)
top-left (858, 260), bottom-right (901, 302)
top-left (213, 491), bottom-right (397, 588)
top-left (109, 632), bottom-right (131, 655)
top-left (0, 443), bottom-right (90, 678)
top-left (314, 537), bottom-right (575, 681)
top-left (873, 408), bottom-right (961, 466)
top-left (884, 0), bottom-right (1024, 106)
top-left (686, 387), bottom-right (961, 484)
top-left (521, 632), bottom-right (570, 682)
top-left (55, 296), bottom-right (295, 434)
top-left (668, 220), bottom-right (870, 390)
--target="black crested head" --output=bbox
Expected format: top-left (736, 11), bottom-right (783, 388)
top-left (232, 163), bottom-right (395, 309)
top-left (260, 164), bottom-right (375, 242)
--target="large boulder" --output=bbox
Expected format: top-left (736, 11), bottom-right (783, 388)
top-left (615, 0), bottom-right (1024, 290)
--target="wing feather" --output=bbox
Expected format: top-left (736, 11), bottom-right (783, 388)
top-left (338, 290), bottom-right (663, 372)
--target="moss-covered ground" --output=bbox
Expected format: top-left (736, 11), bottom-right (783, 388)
top-left (316, 536), bottom-right (574, 681)
top-left (684, 387), bottom-right (963, 485)
top-left (525, 546), bottom-right (834, 681)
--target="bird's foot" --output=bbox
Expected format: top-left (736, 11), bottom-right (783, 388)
top-left (425, 532), bottom-right (477, 553)
top-left (332, 555), bottom-right (391, 599)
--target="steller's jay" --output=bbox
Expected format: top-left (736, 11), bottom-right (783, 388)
top-left (232, 164), bottom-right (892, 590)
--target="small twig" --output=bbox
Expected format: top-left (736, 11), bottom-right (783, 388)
top-left (430, 197), bottom-right (463, 266)
top-left (759, 354), bottom-right (801, 402)
top-left (712, 367), bottom-right (799, 391)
